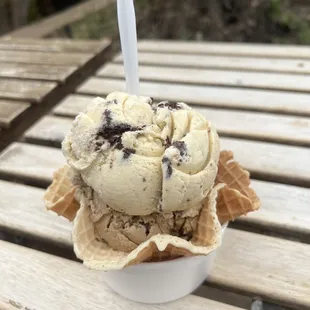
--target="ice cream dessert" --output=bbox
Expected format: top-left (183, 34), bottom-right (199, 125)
top-left (44, 91), bottom-right (260, 270)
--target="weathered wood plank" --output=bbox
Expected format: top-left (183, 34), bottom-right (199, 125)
top-left (0, 142), bottom-right (64, 186)
top-left (0, 180), bottom-right (71, 247)
top-left (0, 38), bottom-right (110, 54)
top-left (138, 40), bottom-right (310, 59)
top-left (0, 50), bottom-right (93, 66)
top-left (97, 63), bottom-right (310, 93)
top-left (78, 78), bottom-right (310, 116)
top-left (24, 115), bottom-right (72, 146)
top-left (0, 100), bottom-right (30, 128)
top-left (0, 79), bottom-right (56, 103)
top-left (0, 63), bottom-right (77, 82)
top-left (0, 241), bottom-right (240, 310)
top-left (52, 100), bottom-right (310, 147)
top-left (210, 229), bottom-right (310, 309)
top-left (53, 94), bottom-right (93, 117)
top-left (195, 107), bottom-right (310, 147)
top-left (221, 137), bottom-right (310, 186)
top-left (244, 180), bottom-right (310, 239)
top-left (115, 52), bottom-right (310, 74)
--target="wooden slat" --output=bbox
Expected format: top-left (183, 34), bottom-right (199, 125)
top-left (0, 50), bottom-right (93, 66)
top-left (210, 229), bottom-right (310, 309)
top-left (24, 115), bottom-right (72, 146)
top-left (98, 63), bottom-right (310, 93)
top-left (138, 40), bottom-right (310, 59)
top-left (0, 180), bottom-right (71, 247)
top-left (245, 180), bottom-right (310, 239)
top-left (221, 137), bottom-right (310, 187)
top-left (53, 94), bottom-right (93, 117)
top-left (0, 241), bottom-right (240, 310)
top-left (0, 38), bottom-right (110, 54)
top-left (0, 63), bottom-right (77, 82)
top-left (78, 78), bottom-right (310, 116)
top-left (0, 79), bottom-right (56, 103)
top-left (52, 99), bottom-right (310, 147)
top-left (115, 52), bottom-right (310, 74)
top-left (195, 107), bottom-right (310, 147)
top-left (0, 142), bottom-right (64, 185)
top-left (0, 100), bottom-right (30, 128)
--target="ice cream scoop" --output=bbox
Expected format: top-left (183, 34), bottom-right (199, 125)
top-left (62, 92), bottom-right (220, 215)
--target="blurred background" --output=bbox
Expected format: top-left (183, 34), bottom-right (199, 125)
top-left (2, 0), bottom-right (310, 44)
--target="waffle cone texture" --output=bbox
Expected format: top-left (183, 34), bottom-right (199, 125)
top-left (44, 151), bottom-right (259, 270)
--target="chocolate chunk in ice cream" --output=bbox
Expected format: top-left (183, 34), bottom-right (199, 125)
top-left (162, 156), bottom-right (173, 178)
top-left (62, 91), bottom-right (220, 215)
top-left (157, 101), bottom-right (183, 110)
top-left (123, 148), bottom-right (136, 159)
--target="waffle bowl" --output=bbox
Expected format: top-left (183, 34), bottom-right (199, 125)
top-left (44, 150), bottom-right (259, 303)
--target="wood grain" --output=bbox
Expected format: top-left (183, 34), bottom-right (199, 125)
top-left (221, 137), bottom-right (310, 186)
top-left (0, 180), bottom-right (71, 247)
top-left (211, 229), bottom-right (310, 309)
top-left (0, 79), bottom-right (56, 103)
top-left (0, 142), bottom-right (64, 186)
top-left (97, 63), bottom-right (310, 92)
top-left (115, 52), bottom-right (310, 74)
top-left (0, 63), bottom-right (77, 82)
top-left (49, 104), bottom-right (310, 147)
top-left (0, 50), bottom-right (93, 66)
top-left (0, 241), bottom-right (240, 310)
top-left (244, 180), bottom-right (310, 238)
top-left (0, 38), bottom-right (110, 54)
top-left (0, 100), bottom-right (30, 128)
top-left (195, 107), bottom-right (310, 147)
top-left (138, 40), bottom-right (310, 59)
top-left (53, 94), bottom-right (93, 117)
top-left (78, 78), bottom-right (310, 116)
top-left (24, 115), bottom-right (72, 146)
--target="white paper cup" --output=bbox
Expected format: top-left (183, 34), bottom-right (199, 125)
top-left (103, 225), bottom-right (227, 304)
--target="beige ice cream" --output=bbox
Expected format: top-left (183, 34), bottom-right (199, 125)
top-left (63, 92), bottom-right (220, 217)
top-left (45, 91), bottom-right (259, 267)
top-left (75, 185), bottom-right (201, 253)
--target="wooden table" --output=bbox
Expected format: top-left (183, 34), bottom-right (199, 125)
top-left (0, 37), bottom-right (111, 151)
top-left (1, 40), bottom-right (310, 310)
